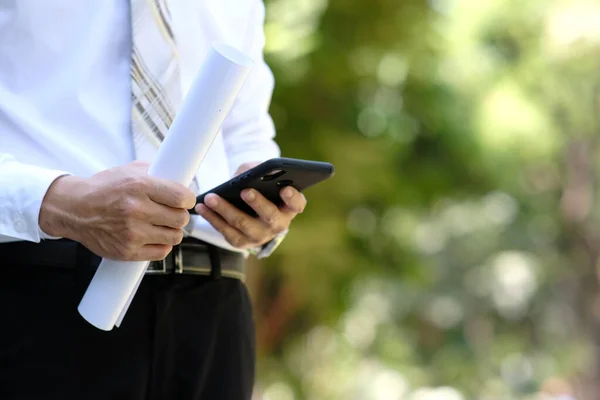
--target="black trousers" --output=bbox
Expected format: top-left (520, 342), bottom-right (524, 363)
top-left (0, 257), bottom-right (255, 399)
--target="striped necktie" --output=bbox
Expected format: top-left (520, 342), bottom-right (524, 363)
top-left (130, 0), bottom-right (199, 191)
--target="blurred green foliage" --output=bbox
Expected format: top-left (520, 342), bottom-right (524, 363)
top-left (253, 0), bottom-right (600, 398)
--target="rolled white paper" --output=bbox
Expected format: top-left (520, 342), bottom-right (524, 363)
top-left (78, 43), bottom-right (253, 331)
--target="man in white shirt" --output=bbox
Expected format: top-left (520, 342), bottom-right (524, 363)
top-left (0, 1), bottom-right (305, 399)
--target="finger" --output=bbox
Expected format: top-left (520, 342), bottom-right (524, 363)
top-left (142, 225), bottom-right (184, 246)
top-left (203, 194), bottom-right (271, 243)
top-left (146, 178), bottom-right (196, 209)
top-left (280, 186), bottom-right (306, 215)
top-left (196, 204), bottom-right (254, 248)
top-left (145, 202), bottom-right (191, 229)
top-left (136, 244), bottom-right (173, 261)
top-left (241, 189), bottom-right (288, 233)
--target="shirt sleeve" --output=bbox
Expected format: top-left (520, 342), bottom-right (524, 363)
top-left (221, 0), bottom-right (281, 176)
top-left (0, 153), bottom-right (69, 243)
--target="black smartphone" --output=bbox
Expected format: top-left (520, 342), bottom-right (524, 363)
top-left (190, 157), bottom-right (335, 217)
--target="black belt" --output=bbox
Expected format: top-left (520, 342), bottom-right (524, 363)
top-left (0, 238), bottom-right (246, 280)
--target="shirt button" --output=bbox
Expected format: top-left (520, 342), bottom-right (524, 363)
top-left (14, 218), bottom-right (27, 233)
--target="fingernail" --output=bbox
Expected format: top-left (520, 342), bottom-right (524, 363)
top-left (244, 189), bottom-right (255, 201)
top-left (283, 187), bottom-right (294, 199)
top-left (205, 195), bottom-right (218, 207)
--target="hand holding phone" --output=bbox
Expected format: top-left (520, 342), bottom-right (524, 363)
top-left (191, 157), bottom-right (334, 250)
top-left (190, 157), bottom-right (335, 217)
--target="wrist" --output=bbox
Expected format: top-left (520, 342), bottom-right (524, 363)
top-left (39, 175), bottom-right (87, 239)
top-left (250, 229), bottom-right (289, 259)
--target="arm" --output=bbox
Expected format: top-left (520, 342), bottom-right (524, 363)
top-left (0, 153), bottom-right (69, 243)
top-left (221, 0), bottom-right (280, 176)
top-left (1, 153), bottom-right (196, 261)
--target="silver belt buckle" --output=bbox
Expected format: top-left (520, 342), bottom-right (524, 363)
top-left (174, 244), bottom-right (183, 274)
top-left (146, 247), bottom-right (177, 274)
top-left (144, 244), bottom-right (188, 274)
top-left (145, 260), bottom-right (167, 274)
top-left (177, 242), bottom-right (210, 275)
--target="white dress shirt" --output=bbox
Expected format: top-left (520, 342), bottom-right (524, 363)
top-left (0, 0), bottom-right (280, 251)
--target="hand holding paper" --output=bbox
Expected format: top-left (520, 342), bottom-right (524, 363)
top-left (77, 43), bottom-right (253, 331)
